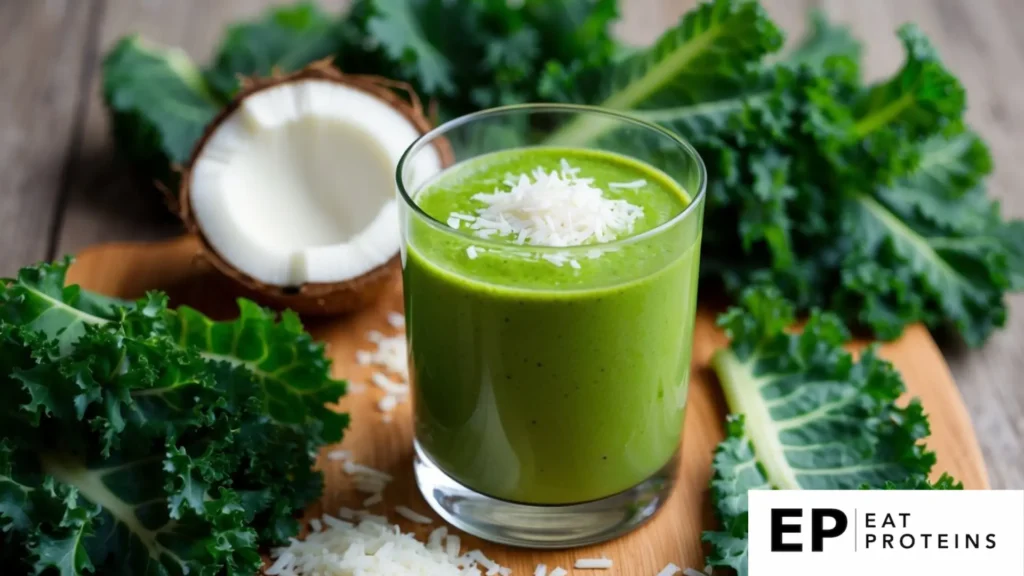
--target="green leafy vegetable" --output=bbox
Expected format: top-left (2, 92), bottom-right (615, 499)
top-left (0, 260), bottom-right (346, 574)
top-left (341, 0), bottom-right (620, 118)
top-left (356, 0), bottom-right (457, 96)
top-left (703, 287), bottom-right (959, 576)
top-left (205, 2), bottom-right (348, 99)
top-left (836, 130), bottom-right (1021, 345)
top-left (103, 36), bottom-right (223, 191)
top-left (100, 1), bottom-right (1023, 345)
top-left (547, 0), bottom-right (784, 146)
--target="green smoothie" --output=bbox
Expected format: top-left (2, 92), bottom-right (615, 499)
top-left (404, 147), bottom-right (702, 504)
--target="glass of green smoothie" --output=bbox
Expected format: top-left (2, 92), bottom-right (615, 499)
top-left (397, 104), bottom-right (705, 548)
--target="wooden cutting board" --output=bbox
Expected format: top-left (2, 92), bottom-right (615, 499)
top-left (66, 236), bottom-right (989, 574)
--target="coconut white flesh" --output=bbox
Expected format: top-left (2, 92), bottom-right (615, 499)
top-left (190, 79), bottom-right (441, 286)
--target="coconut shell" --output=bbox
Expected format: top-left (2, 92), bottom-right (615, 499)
top-left (179, 60), bottom-right (452, 316)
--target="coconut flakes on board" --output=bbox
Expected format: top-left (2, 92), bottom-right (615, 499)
top-left (354, 318), bottom-right (410, 422)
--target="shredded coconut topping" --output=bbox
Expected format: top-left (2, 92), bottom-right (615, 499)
top-left (608, 179), bottom-right (647, 190)
top-left (449, 160), bottom-right (644, 254)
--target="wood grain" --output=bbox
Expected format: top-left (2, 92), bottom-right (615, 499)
top-left (0, 0), bottom-right (99, 273)
top-left (66, 236), bottom-right (989, 573)
top-left (0, 0), bottom-right (1020, 488)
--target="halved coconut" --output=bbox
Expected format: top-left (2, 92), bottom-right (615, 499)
top-left (180, 61), bottom-right (445, 315)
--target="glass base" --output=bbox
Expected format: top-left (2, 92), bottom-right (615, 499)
top-left (413, 441), bottom-right (678, 549)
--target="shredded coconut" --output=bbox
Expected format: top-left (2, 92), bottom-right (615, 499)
top-left (445, 535), bottom-right (461, 559)
top-left (267, 516), bottom-right (475, 575)
top-left (387, 311), bottom-right (406, 328)
top-left (395, 505), bottom-right (433, 525)
top-left (608, 179), bottom-right (647, 189)
top-left (534, 564), bottom-right (547, 576)
top-left (358, 332), bottom-right (408, 381)
top-left (549, 567), bottom-right (568, 576)
top-left (463, 551), bottom-right (498, 573)
top-left (378, 394), bottom-right (399, 413)
top-left (467, 245), bottom-right (480, 259)
top-left (372, 372), bottom-right (409, 396)
top-left (340, 458), bottom-right (392, 508)
top-left (356, 327), bottom-right (411, 422)
top-left (448, 160), bottom-right (644, 253)
top-left (326, 449), bottom-right (351, 462)
top-left (574, 558), bottom-right (613, 569)
top-left (342, 461), bottom-right (393, 482)
top-left (658, 563), bottom-right (682, 576)
top-left (427, 527), bottom-right (448, 551)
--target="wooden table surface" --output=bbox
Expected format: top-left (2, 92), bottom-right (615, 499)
top-left (2, 0), bottom-right (1021, 488)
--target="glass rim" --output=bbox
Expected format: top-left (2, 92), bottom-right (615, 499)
top-left (395, 103), bottom-right (707, 253)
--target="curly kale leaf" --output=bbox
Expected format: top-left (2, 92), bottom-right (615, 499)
top-left (842, 25), bottom-right (966, 182)
top-left (342, 0), bottom-right (618, 119)
top-left (205, 2), bottom-right (348, 99)
top-left (354, 0), bottom-right (457, 96)
top-left (1, 261), bottom-right (347, 444)
top-left (0, 259), bottom-right (345, 574)
top-left (695, 17), bottom-right (1021, 345)
top-left (102, 37), bottom-right (223, 192)
top-left (547, 0), bottom-right (784, 146)
top-left (837, 130), bottom-right (1023, 345)
top-left (703, 287), bottom-right (949, 576)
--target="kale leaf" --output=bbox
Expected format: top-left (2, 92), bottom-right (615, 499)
top-left (0, 260), bottom-right (346, 574)
top-left (341, 0), bottom-right (619, 119)
top-left (102, 37), bottom-right (223, 192)
top-left (547, 0), bottom-right (784, 146)
top-left (205, 2), bottom-right (348, 99)
top-left (703, 287), bottom-right (957, 576)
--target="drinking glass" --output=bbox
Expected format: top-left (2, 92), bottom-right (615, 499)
top-left (396, 104), bottom-right (706, 548)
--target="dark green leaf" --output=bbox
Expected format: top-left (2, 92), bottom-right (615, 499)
top-left (838, 130), bottom-right (1018, 345)
top-left (1, 259), bottom-right (344, 573)
top-left (205, 2), bottom-right (347, 99)
top-left (362, 0), bottom-right (456, 95)
top-left (704, 287), bottom-right (947, 575)
top-left (102, 37), bottom-right (223, 191)
top-left (547, 0), bottom-right (784, 146)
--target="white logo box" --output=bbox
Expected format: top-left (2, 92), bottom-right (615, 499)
top-left (749, 490), bottom-right (1024, 576)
